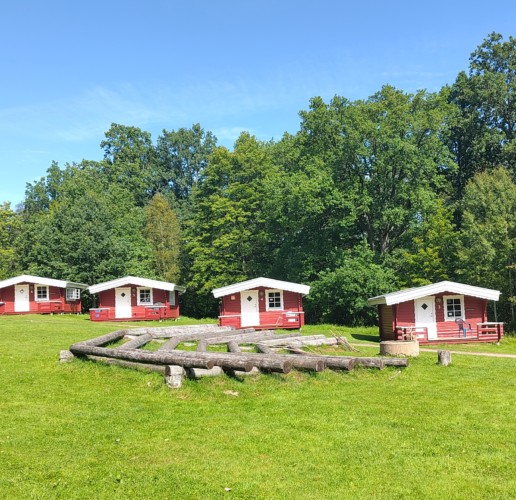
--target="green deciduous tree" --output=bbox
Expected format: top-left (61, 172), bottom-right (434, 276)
top-left (458, 167), bottom-right (516, 326)
top-left (155, 124), bottom-right (217, 203)
top-left (447, 33), bottom-right (516, 202)
top-left (338, 86), bottom-right (453, 255)
top-left (100, 123), bottom-right (156, 206)
top-left (144, 193), bottom-right (181, 283)
top-left (0, 202), bottom-right (22, 279)
top-left (185, 133), bottom-right (273, 315)
top-left (306, 243), bottom-right (399, 325)
top-left (397, 200), bottom-right (460, 287)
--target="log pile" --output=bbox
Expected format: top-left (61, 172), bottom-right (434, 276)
top-left (67, 325), bottom-right (409, 388)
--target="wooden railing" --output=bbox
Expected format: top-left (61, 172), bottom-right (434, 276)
top-left (395, 322), bottom-right (504, 343)
top-left (395, 326), bottom-right (428, 342)
top-left (476, 322), bottom-right (504, 341)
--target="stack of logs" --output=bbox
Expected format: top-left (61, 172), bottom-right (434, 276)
top-left (66, 325), bottom-right (409, 388)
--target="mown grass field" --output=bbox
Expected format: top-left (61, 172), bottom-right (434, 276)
top-left (1, 314), bottom-right (515, 499)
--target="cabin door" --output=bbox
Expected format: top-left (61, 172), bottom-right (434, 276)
top-left (115, 287), bottom-right (132, 319)
top-left (414, 296), bottom-right (437, 340)
top-left (240, 290), bottom-right (260, 327)
top-left (14, 285), bottom-right (30, 312)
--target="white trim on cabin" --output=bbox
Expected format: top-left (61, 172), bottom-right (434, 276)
top-left (137, 287), bottom-right (153, 306)
top-left (443, 294), bottom-right (465, 321)
top-left (89, 276), bottom-right (186, 295)
top-left (367, 281), bottom-right (500, 306)
top-left (34, 284), bottom-right (49, 302)
top-left (265, 289), bottom-right (284, 311)
top-left (0, 275), bottom-right (87, 290)
top-left (212, 277), bottom-right (310, 298)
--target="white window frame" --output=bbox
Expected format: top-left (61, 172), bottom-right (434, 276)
top-left (169, 290), bottom-right (176, 306)
top-left (443, 295), bottom-right (465, 321)
top-left (266, 289), bottom-right (284, 311)
top-left (66, 288), bottom-right (81, 300)
top-left (35, 285), bottom-right (49, 302)
top-left (137, 287), bottom-right (153, 305)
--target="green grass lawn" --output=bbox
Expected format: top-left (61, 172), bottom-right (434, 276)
top-left (1, 315), bottom-right (515, 499)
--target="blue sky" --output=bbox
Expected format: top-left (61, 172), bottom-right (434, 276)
top-left (1, 0), bottom-right (515, 206)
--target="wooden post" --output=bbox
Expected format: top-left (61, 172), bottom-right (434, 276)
top-left (165, 365), bottom-right (185, 388)
top-left (438, 350), bottom-right (452, 366)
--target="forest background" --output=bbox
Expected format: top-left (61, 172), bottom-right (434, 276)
top-left (0, 33), bottom-right (514, 330)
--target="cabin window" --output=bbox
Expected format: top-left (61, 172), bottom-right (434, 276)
top-left (137, 288), bottom-right (153, 305)
top-left (35, 285), bottom-right (49, 301)
top-left (266, 290), bottom-right (283, 311)
top-left (444, 295), bottom-right (464, 321)
top-left (66, 288), bottom-right (80, 300)
top-left (169, 291), bottom-right (176, 306)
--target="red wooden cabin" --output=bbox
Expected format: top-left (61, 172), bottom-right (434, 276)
top-left (212, 277), bottom-right (310, 330)
top-left (0, 275), bottom-right (86, 315)
top-left (368, 281), bottom-right (503, 344)
top-left (88, 276), bottom-right (186, 322)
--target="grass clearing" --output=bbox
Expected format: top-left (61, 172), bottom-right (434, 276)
top-left (1, 315), bottom-right (515, 498)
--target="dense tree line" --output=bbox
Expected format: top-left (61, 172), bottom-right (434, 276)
top-left (1, 33), bottom-right (515, 329)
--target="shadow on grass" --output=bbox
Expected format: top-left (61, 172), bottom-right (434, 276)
top-left (350, 333), bottom-right (380, 343)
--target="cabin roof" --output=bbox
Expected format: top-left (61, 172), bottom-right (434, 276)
top-left (88, 276), bottom-right (186, 294)
top-left (212, 277), bottom-right (310, 298)
top-left (0, 274), bottom-right (87, 290)
top-left (367, 280), bottom-right (500, 306)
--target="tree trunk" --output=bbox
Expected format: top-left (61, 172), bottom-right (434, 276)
top-left (85, 354), bottom-right (166, 373)
top-left (118, 333), bottom-right (153, 349)
top-left (71, 343), bottom-right (216, 369)
top-left (256, 343), bottom-right (273, 354)
top-left (227, 341), bottom-right (242, 353)
top-left (157, 328), bottom-right (256, 348)
top-left (158, 337), bottom-right (182, 351)
top-left (81, 330), bottom-right (128, 346)
top-left (257, 334), bottom-right (309, 346)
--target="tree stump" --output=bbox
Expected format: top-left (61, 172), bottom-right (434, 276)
top-left (438, 350), bottom-right (452, 366)
top-left (165, 365), bottom-right (185, 388)
top-left (59, 350), bottom-right (74, 363)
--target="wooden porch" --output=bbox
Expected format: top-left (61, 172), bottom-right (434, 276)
top-left (395, 322), bottom-right (504, 344)
top-left (89, 305), bottom-right (173, 322)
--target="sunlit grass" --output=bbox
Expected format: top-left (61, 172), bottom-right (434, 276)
top-left (0, 314), bottom-right (515, 498)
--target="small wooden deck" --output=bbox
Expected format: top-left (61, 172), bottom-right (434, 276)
top-left (395, 322), bottom-right (504, 344)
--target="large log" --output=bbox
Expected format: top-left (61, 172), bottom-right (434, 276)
top-left (193, 351), bottom-right (292, 373)
top-left (382, 358), bottom-right (409, 367)
top-left (71, 343), bottom-right (215, 369)
top-left (256, 345), bottom-right (355, 371)
top-left (185, 366), bottom-right (224, 379)
top-left (85, 354), bottom-right (166, 373)
top-left (259, 335), bottom-right (336, 348)
top-left (256, 343), bottom-right (273, 354)
top-left (119, 333), bottom-right (153, 350)
top-left (81, 330), bottom-right (128, 346)
top-left (203, 330), bottom-right (278, 345)
top-left (158, 337), bottom-right (182, 351)
top-left (137, 324), bottom-right (232, 337)
top-left (204, 351), bottom-right (320, 372)
top-left (286, 347), bottom-right (405, 370)
top-left (283, 338), bottom-right (339, 348)
top-left (227, 341), bottom-right (241, 353)
top-left (158, 328), bottom-right (256, 350)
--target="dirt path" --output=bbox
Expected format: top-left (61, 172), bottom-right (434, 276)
top-left (419, 348), bottom-right (516, 359)
top-left (350, 342), bottom-right (516, 359)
